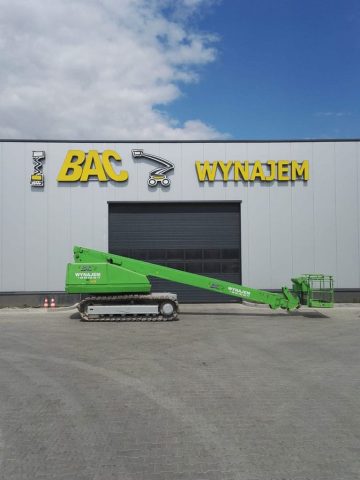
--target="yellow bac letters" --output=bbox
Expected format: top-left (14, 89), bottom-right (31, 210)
top-left (57, 150), bottom-right (129, 183)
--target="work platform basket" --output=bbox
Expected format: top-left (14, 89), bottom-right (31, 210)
top-left (291, 274), bottom-right (334, 308)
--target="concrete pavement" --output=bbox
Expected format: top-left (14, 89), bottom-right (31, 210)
top-left (0, 304), bottom-right (359, 480)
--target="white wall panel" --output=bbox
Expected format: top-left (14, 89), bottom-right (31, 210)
top-left (290, 142), bottom-right (315, 276)
top-left (134, 143), bottom-right (162, 202)
top-left (312, 143), bottom-right (337, 278)
top-left (223, 143), bottom-right (248, 282)
top-left (223, 142), bottom-right (248, 202)
top-left (358, 143), bottom-right (360, 287)
top-left (157, 143), bottom-right (183, 201)
top-left (246, 143), bottom-right (271, 288)
top-left (0, 143), bottom-right (3, 291)
top-left (268, 143), bottom-right (292, 287)
top-left (181, 143), bottom-right (205, 201)
top-left (203, 143), bottom-right (227, 200)
top-left (46, 143), bottom-right (76, 290)
top-left (1, 143), bottom-right (26, 290)
top-left (24, 142), bottom-right (49, 290)
top-left (334, 142), bottom-right (359, 286)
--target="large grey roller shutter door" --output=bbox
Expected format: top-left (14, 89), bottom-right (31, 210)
top-left (109, 203), bottom-right (241, 303)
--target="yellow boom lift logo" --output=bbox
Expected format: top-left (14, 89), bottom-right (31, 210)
top-left (132, 149), bottom-right (174, 187)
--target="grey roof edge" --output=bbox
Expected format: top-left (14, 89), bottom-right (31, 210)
top-left (0, 138), bottom-right (359, 143)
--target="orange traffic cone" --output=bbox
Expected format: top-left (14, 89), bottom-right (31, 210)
top-left (50, 298), bottom-right (56, 308)
top-left (43, 297), bottom-right (49, 308)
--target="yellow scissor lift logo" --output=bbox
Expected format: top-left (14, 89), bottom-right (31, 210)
top-left (132, 149), bottom-right (174, 187)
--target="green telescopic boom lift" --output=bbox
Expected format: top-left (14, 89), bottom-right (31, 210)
top-left (66, 246), bottom-right (334, 321)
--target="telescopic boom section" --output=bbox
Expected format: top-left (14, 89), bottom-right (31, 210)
top-left (66, 246), bottom-right (300, 315)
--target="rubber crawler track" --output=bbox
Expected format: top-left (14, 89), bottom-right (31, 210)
top-left (77, 293), bottom-right (179, 322)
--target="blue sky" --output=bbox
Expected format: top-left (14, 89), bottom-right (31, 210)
top-left (166, 0), bottom-right (360, 140)
top-left (1, 0), bottom-right (358, 140)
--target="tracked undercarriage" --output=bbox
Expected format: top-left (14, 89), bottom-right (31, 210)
top-left (77, 293), bottom-right (179, 322)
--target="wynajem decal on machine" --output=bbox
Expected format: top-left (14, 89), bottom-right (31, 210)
top-left (132, 150), bottom-right (174, 187)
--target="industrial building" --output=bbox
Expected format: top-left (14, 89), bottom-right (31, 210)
top-left (0, 139), bottom-right (359, 305)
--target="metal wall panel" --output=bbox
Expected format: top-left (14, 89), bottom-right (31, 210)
top-left (290, 142), bottom-right (315, 276)
top-left (157, 143), bottom-right (183, 201)
top-left (224, 143), bottom-right (249, 284)
top-left (246, 143), bottom-right (272, 288)
top-left (203, 143), bottom-right (227, 201)
top-left (181, 143), bottom-right (205, 201)
top-left (0, 140), bottom-right (359, 294)
top-left (46, 143), bottom-right (72, 290)
top-left (24, 142), bottom-right (48, 290)
top-left (312, 143), bottom-right (337, 279)
top-left (1, 143), bottom-right (26, 290)
top-left (0, 143), bottom-right (3, 291)
top-left (358, 143), bottom-right (360, 288)
top-left (268, 143), bottom-right (292, 287)
top-left (334, 142), bottom-right (359, 286)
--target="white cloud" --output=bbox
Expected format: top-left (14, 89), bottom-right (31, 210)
top-left (314, 111), bottom-right (352, 117)
top-left (0, 0), bottom-right (227, 139)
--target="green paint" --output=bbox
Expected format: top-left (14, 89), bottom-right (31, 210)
top-left (66, 247), bottom-right (333, 310)
top-left (291, 274), bottom-right (334, 308)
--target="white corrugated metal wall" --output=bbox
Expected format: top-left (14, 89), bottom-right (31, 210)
top-left (0, 140), bottom-right (358, 292)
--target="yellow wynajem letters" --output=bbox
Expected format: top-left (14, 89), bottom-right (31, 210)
top-left (250, 161), bottom-right (265, 181)
top-left (234, 161), bottom-right (249, 181)
top-left (195, 160), bottom-right (309, 182)
top-left (291, 160), bottom-right (309, 181)
top-left (266, 161), bottom-right (277, 181)
top-left (57, 150), bottom-right (129, 182)
top-left (218, 161), bottom-right (233, 181)
top-left (277, 160), bottom-right (290, 181)
top-left (195, 161), bottom-right (218, 182)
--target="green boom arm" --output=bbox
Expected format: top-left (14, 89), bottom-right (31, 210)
top-left (66, 246), bottom-right (300, 310)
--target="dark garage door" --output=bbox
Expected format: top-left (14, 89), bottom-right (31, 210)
top-left (109, 202), bottom-right (241, 302)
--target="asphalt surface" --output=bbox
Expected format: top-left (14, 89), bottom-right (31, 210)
top-left (0, 304), bottom-right (359, 480)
